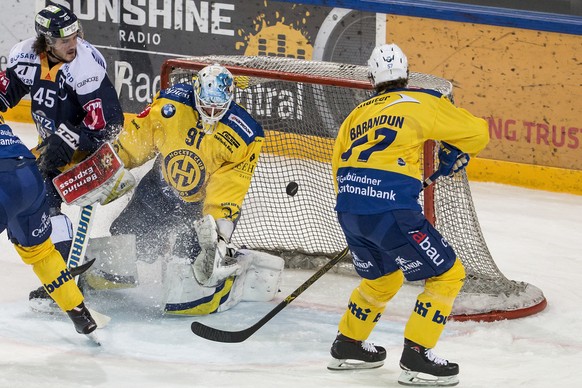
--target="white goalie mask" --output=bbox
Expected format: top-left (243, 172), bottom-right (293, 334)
top-left (194, 64), bottom-right (235, 129)
top-left (367, 43), bottom-right (408, 87)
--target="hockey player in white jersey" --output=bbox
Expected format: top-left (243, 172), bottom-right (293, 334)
top-left (0, 3), bottom-right (128, 310)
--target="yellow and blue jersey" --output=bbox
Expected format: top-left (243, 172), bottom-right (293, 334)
top-left (332, 88), bottom-right (489, 215)
top-left (113, 83), bottom-right (264, 222)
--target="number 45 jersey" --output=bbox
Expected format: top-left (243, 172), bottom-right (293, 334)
top-left (0, 37), bottom-right (123, 147)
top-left (332, 88), bottom-right (489, 215)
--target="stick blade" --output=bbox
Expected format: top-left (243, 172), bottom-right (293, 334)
top-left (191, 321), bottom-right (250, 343)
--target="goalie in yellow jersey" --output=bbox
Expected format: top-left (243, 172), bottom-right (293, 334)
top-left (328, 44), bottom-right (489, 386)
top-left (105, 64), bottom-right (283, 315)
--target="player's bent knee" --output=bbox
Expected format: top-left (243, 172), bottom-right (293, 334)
top-left (425, 258), bottom-right (465, 300)
top-left (360, 270), bottom-right (405, 304)
top-left (239, 250), bottom-right (284, 302)
top-left (14, 239), bottom-right (56, 265)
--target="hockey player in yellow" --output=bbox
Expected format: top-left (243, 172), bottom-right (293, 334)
top-left (108, 64), bottom-right (284, 315)
top-left (328, 44), bottom-right (489, 386)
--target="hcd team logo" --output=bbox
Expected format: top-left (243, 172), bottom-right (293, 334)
top-left (163, 149), bottom-right (206, 198)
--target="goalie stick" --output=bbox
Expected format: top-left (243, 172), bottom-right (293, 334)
top-left (67, 205), bottom-right (95, 277)
top-left (190, 170), bottom-right (443, 343)
top-left (66, 204), bottom-right (112, 327)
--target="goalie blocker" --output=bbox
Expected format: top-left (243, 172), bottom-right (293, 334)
top-left (52, 142), bottom-right (136, 207)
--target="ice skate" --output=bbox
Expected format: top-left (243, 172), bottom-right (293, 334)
top-left (398, 339), bottom-right (459, 386)
top-left (327, 333), bottom-right (386, 370)
top-left (67, 302), bottom-right (100, 345)
top-left (28, 286), bottom-right (60, 314)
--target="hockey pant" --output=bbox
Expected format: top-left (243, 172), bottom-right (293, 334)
top-left (338, 258), bottom-right (464, 348)
top-left (15, 238), bottom-right (83, 312)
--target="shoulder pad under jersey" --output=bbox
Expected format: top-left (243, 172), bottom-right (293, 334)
top-left (7, 38), bottom-right (38, 69)
top-left (221, 102), bottom-right (264, 143)
top-left (158, 83), bottom-right (195, 107)
top-left (400, 87), bottom-right (443, 99)
top-left (64, 40), bottom-right (109, 95)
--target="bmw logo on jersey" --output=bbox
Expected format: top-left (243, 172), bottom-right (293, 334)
top-left (163, 149), bottom-right (206, 199)
top-left (161, 103), bottom-right (176, 118)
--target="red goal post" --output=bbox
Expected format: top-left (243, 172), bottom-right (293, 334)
top-left (160, 55), bottom-right (547, 322)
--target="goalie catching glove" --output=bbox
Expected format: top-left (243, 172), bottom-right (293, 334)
top-left (192, 215), bottom-right (241, 287)
top-left (437, 142), bottom-right (470, 177)
top-left (52, 142), bottom-right (136, 206)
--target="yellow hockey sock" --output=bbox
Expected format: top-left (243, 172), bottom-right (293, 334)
top-left (404, 258), bottom-right (465, 348)
top-left (338, 270), bottom-right (404, 340)
top-left (15, 239), bottom-right (84, 312)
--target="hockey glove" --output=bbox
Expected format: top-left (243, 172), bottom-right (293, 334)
top-left (192, 215), bottom-right (240, 287)
top-left (37, 122), bottom-right (80, 173)
top-left (437, 142), bottom-right (470, 177)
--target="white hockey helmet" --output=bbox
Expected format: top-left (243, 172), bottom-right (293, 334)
top-left (367, 43), bottom-right (408, 87)
top-left (194, 64), bottom-right (235, 126)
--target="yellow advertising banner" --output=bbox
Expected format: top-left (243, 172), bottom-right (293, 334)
top-left (385, 15), bottom-right (582, 171)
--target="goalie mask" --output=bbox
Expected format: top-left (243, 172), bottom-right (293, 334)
top-left (368, 43), bottom-right (408, 87)
top-left (193, 64), bottom-right (234, 130)
top-left (35, 4), bottom-right (81, 43)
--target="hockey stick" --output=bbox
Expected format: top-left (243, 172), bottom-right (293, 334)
top-left (190, 171), bottom-right (443, 343)
top-left (67, 205), bottom-right (96, 281)
top-left (191, 246), bottom-right (350, 343)
top-left (67, 204), bottom-right (112, 327)
top-left (423, 170), bottom-right (442, 188)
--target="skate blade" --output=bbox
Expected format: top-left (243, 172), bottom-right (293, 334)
top-left (327, 358), bottom-right (384, 371)
top-left (398, 370), bottom-right (459, 386)
top-left (85, 331), bottom-right (102, 346)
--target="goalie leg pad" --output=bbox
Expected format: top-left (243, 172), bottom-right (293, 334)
top-left (238, 250), bottom-right (284, 302)
top-left (80, 235), bottom-right (138, 291)
top-left (163, 257), bottom-right (237, 315)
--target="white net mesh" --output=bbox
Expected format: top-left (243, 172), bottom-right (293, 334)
top-left (162, 55), bottom-right (546, 320)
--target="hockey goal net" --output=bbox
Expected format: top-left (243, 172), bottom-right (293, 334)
top-left (160, 55), bottom-right (547, 322)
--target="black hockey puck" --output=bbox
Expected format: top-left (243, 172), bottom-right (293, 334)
top-left (286, 181), bottom-right (299, 197)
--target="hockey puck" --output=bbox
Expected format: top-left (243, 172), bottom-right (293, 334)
top-left (286, 181), bottom-right (299, 197)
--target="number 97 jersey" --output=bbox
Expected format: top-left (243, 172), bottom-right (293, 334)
top-left (332, 88), bottom-right (489, 215)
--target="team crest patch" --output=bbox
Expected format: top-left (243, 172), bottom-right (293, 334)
top-left (162, 104), bottom-right (176, 118)
top-left (163, 149), bottom-right (206, 198)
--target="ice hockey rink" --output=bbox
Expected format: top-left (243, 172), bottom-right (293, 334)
top-left (1, 122), bottom-right (581, 388)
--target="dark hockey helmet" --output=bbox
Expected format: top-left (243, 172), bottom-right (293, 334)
top-left (35, 4), bottom-right (80, 39)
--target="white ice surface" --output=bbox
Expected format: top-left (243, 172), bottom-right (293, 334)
top-left (1, 122), bottom-right (581, 387)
